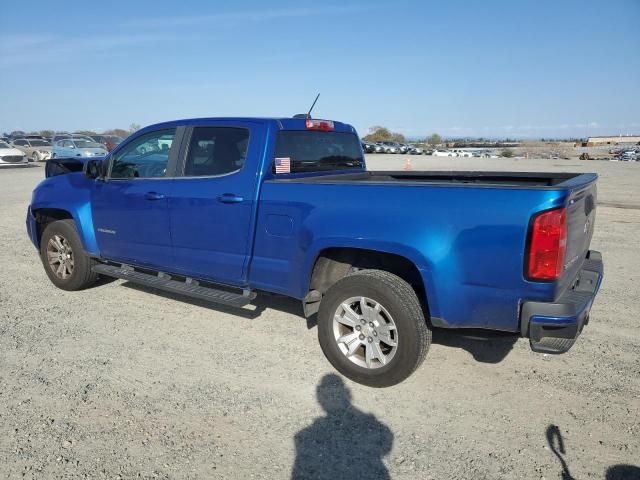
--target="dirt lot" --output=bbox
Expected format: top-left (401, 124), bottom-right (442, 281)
top-left (1, 157), bottom-right (638, 479)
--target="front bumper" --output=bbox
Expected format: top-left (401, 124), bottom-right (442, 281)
top-left (26, 206), bottom-right (39, 249)
top-left (520, 250), bottom-right (604, 354)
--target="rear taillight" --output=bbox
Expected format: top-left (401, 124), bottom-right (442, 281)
top-left (305, 119), bottom-right (334, 131)
top-left (527, 208), bottom-right (567, 281)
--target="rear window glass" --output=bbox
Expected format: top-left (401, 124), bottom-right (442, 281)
top-left (184, 127), bottom-right (249, 177)
top-left (273, 131), bottom-right (364, 173)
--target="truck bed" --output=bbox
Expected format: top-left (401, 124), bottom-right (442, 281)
top-left (255, 168), bottom-right (598, 331)
top-left (273, 171), bottom-right (595, 188)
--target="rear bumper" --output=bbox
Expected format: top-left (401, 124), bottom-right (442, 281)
top-left (520, 250), bottom-right (604, 354)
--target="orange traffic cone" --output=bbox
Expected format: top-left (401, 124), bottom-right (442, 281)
top-left (404, 158), bottom-right (412, 171)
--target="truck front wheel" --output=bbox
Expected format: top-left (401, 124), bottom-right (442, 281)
top-left (40, 219), bottom-right (98, 291)
top-left (317, 270), bottom-right (431, 387)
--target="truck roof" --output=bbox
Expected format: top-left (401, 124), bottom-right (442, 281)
top-left (138, 117), bottom-right (357, 134)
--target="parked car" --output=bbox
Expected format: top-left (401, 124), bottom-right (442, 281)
top-left (28, 116), bottom-right (603, 387)
top-left (0, 140), bottom-right (28, 166)
top-left (52, 133), bottom-right (72, 143)
top-left (380, 141), bottom-right (401, 154)
top-left (72, 134), bottom-right (97, 142)
top-left (409, 145), bottom-right (423, 155)
top-left (91, 135), bottom-right (125, 152)
top-left (451, 149), bottom-right (472, 157)
top-left (52, 133), bottom-right (94, 143)
top-left (373, 143), bottom-right (385, 154)
top-left (472, 150), bottom-right (493, 158)
top-left (11, 138), bottom-right (52, 162)
top-left (361, 141), bottom-right (376, 154)
top-left (619, 151), bottom-right (637, 161)
top-left (52, 138), bottom-right (108, 158)
top-left (9, 130), bottom-right (26, 140)
top-left (431, 149), bottom-right (452, 156)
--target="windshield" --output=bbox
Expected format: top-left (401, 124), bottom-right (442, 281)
top-left (31, 140), bottom-right (50, 146)
top-left (273, 131), bottom-right (364, 173)
top-left (74, 140), bottom-right (103, 149)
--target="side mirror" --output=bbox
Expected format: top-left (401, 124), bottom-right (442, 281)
top-left (84, 159), bottom-right (105, 179)
top-left (70, 145), bottom-right (76, 149)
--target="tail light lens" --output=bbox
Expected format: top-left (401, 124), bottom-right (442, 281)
top-left (527, 208), bottom-right (567, 281)
top-left (305, 119), bottom-right (334, 131)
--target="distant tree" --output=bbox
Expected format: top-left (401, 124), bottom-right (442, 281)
top-left (104, 128), bottom-right (131, 138)
top-left (363, 126), bottom-right (392, 142)
top-left (38, 130), bottom-right (54, 138)
top-left (427, 133), bottom-right (442, 146)
top-left (363, 126), bottom-right (409, 144)
top-left (390, 132), bottom-right (406, 143)
top-left (74, 130), bottom-right (97, 136)
top-left (500, 148), bottom-right (515, 158)
top-left (128, 123), bottom-right (141, 133)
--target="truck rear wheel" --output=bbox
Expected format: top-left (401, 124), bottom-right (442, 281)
top-left (40, 219), bottom-right (98, 291)
top-left (317, 269), bottom-right (431, 387)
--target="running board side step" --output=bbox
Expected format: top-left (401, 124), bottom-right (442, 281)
top-left (92, 263), bottom-right (256, 308)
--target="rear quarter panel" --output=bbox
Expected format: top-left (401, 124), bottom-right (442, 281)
top-left (251, 180), bottom-right (569, 331)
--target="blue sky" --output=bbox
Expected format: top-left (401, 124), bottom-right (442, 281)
top-left (1, 0), bottom-right (638, 138)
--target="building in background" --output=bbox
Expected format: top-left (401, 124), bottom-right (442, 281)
top-left (586, 135), bottom-right (640, 146)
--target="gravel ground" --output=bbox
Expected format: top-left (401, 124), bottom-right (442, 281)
top-left (1, 157), bottom-right (638, 479)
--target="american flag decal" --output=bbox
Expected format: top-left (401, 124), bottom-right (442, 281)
top-left (275, 157), bottom-right (291, 174)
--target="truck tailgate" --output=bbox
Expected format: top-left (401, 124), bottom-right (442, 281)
top-left (560, 179), bottom-right (597, 293)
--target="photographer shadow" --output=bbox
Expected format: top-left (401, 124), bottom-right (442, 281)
top-left (292, 374), bottom-right (393, 480)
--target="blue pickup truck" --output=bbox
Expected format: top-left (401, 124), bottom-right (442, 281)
top-left (26, 117), bottom-right (604, 387)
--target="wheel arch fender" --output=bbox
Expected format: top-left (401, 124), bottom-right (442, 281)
top-left (301, 239), bottom-right (441, 319)
top-left (31, 203), bottom-right (99, 255)
top-left (30, 173), bottom-right (100, 255)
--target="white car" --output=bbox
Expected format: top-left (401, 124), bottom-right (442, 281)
top-left (0, 140), bottom-right (29, 167)
top-left (431, 149), bottom-right (453, 157)
top-left (451, 149), bottom-right (473, 157)
top-left (52, 138), bottom-right (108, 158)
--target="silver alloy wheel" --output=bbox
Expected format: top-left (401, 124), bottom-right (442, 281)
top-left (31, 152), bottom-right (38, 162)
top-left (333, 296), bottom-right (398, 369)
top-left (46, 234), bottom-right (74, 279)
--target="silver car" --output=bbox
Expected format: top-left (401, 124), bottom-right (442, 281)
top-left (52, 138), bottom-right (108, 158)
top-left (373, 143), bottom-right (386, 153)
top-left (380, 141), bottom-right (401, 154)
top-left (11, 138), bottom-right (52, 162)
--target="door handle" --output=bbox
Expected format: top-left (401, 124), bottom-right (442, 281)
top-left (217, 193), bottom-right (244, 204)
top-left (144, 191), bottom-right (166, 201)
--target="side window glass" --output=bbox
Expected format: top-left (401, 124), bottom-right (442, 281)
top-left (110, 129), bottom-right (176, 179)
top-left (184, 127), bottom-right (249, 177)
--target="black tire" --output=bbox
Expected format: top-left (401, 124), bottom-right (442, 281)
top-left (40, 219), bottom-right (97, 291)
top-left (317, 270), bottom-right (431, 387)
